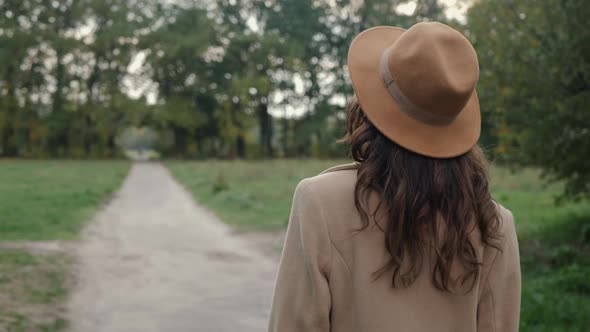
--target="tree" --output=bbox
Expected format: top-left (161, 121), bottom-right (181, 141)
top-left (141, 5), bottom-right (220, 157)
top-left (259, 0), bottom-right (447, 156)
top-left (0, 0), bottom-right (157, 158)
top-left (467, 0), bottom-right (590, 199)
top-left (0, 0), bottom-right (452, 159)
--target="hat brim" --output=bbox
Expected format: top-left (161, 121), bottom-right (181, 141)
top-left (347, 26), bottom-right (481, 158)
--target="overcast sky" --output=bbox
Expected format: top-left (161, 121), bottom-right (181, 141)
top-left (395, 0), bottom-right (469, 22)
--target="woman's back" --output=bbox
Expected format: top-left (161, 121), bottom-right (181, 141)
top-left (268, 164), bottom-right (520, 332)
top-left (268, 21), bottom-right (521, 331)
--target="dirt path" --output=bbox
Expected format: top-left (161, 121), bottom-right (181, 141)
top-left (67, 163), bottom-right (278, 332)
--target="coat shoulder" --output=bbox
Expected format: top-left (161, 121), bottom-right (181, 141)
top-left (295, 163), bottom-right (359, 237)
top-left (295, 163), bottom-right (358, 217)
top-left (495, 202), bottom-right (516, 235)
top-left (301, 163), bottom-right (358, 196)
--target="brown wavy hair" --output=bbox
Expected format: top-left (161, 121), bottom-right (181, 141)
top-left (342, 98), bottom-right (501, 292)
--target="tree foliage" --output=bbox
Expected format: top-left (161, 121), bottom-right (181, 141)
top-left (0, 0), bottom-right (446, 160)
top-left (467, 0), bottom-right (590, 199)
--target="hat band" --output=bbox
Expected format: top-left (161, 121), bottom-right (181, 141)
top-left (379, 48), bottom-right (457, 126)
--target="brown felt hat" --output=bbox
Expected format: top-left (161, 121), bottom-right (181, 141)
top-left (347, 22), bottom-right (481, 158)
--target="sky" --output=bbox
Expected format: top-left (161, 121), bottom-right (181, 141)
top-left (437, 0), bottom-right (470, 23)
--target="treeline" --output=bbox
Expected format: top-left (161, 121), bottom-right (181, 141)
top-left (0, 0), bottom-right (445, 158)
top-left (1, 0), bottom-right (588, 197)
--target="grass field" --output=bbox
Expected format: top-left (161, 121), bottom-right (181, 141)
top-left (169, 159), bottom-right (590, 332)
top-left (0, 160), bottom-right (587, 331)
top-left (0, 160), bottom-right (130, 332)
top-left (0, 161), bottom-right (130, 241)
top-left (167, 159), bottom-right (341, 230)
top-left (0, 252), bottom-right (70, 331)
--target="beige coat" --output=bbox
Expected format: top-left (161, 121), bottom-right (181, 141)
top-left (268, 164), bottom-right (521, 332)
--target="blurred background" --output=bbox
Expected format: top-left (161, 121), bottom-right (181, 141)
top-left (0, 0), bottom-right (588, 331)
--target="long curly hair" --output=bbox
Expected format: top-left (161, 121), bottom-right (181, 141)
top-left (341, 98), bottom-right (501, 292)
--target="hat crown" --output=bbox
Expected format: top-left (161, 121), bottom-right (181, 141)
top-left (387, 22), bottom-right (479, 118)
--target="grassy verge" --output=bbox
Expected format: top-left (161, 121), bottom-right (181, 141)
top-left (167, 159), bottom-right (342, 230)
top-left (0, 160), bottom-right (130, 332)
top-left (0, 160), bottom-right (130, 241)
top-left (491, 168), bottom-right (590, 331)
top-left (169, 160), bottom-right (590, 331)
top-left (0, 252), bottom-right (70, 332)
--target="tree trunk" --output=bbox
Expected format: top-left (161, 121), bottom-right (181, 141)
top-left (282, 116), bottom-right (290, 157)
top-left (257, 99), bottom-right (273, 157)
top-left (50, 48), bottom-right (68, 156)
top-left (173, 126), bottom-right (187, 156)
top-left (1, 65), bottom-right (18, 156)
top-left (236, 134), bottom-right (246, 159)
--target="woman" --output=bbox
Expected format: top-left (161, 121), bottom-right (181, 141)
top-left (268, 22), bottom-right (521, 331)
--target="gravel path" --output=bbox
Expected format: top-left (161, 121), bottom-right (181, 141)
top-left (67, 163), bottom-right (277, 332)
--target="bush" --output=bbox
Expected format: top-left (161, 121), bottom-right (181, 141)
top-left (212, 171), bottom-right (229, 194)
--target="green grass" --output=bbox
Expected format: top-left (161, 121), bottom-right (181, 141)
top-left (493, 169), bottom-right (590, 332)
top-left (490, 167), bottom-right (590, 238)
top-left (169, 159), bottom-right (590, 331)
top-left (0, 160), bottom-right (130, 241)
top-left (0, 160), bottom-right (129, 331)
top-left (167, 159), bottom-right (342, 230)
top-left (490, 167), bottom-right (590, 331)
top-left (0, 252), bottom-right (70, 332)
